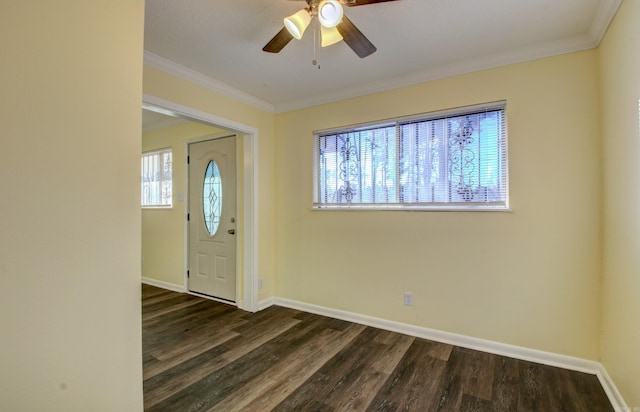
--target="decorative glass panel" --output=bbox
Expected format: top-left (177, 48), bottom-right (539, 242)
top-left (203, 160), bottom-right (222, 236)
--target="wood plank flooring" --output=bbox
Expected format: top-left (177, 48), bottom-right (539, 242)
top-left (142, 284), bottom-right (614, 411)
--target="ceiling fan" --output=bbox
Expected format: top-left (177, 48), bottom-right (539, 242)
top-left (263, 0), bottom-right (399, 58)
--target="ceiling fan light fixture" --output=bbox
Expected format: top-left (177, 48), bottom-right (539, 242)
top-left (284, 9), bottom-right (311, 39)
top-left (318, 0), bottom-right (344, 28)
top-left (321, 25), bottom-right (343, 47)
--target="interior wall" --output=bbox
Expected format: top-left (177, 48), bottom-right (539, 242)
top-left (0, 1), bottom-right (144, 411)
top-left (142, 121), bottom-right (223, 287)
top-left (599, 0), bottom-right (640, 405)
top-left (143, 65), bottom-right (277, 302)
top-left (274, 50), bottom-right (603, 360)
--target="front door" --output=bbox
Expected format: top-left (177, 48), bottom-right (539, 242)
top-left (188, 136), bottom-right (237, 302)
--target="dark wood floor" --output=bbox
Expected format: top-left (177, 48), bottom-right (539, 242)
top-left (142, 284), bottom-right (614, 411)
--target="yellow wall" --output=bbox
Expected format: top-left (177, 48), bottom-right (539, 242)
top-left (275, 50), bottom-right (603, 360)
top-left (0, 1), bottom-right (144, 411)
top-left (142, 121), bottom-right (223, 286)
top-left (599, 0), bottom-right (640, 405)
top-left (143, 66), bottom-right (277, 301)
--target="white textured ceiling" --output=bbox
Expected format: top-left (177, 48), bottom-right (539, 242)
top-left (144, 0), bottom-right (620, 113)
top-left (142, 109), bottom-right (186, 133)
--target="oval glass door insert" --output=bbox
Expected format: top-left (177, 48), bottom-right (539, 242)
top-left (203, 160), bottom-right (222, 236)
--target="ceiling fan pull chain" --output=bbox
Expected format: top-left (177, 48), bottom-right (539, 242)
top-left (312, 25), bottom-right (320, 69)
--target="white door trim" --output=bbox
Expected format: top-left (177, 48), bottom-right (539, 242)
top-left (142, 94), bottom-right (259, 312)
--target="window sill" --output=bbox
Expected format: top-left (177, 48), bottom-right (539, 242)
top-left (311, 204), bottom-right (512, 212)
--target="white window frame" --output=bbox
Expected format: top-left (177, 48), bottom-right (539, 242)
top-left (312, 101), bottom-right (509, 211)
top-left (141, 148), bottom-right (173, 208)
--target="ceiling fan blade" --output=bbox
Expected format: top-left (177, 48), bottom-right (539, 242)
top-left (336, 15), bottom-right (376, 58)
top-left (343, 0), bottom-right (400, 6)
top-left (263, 27), bottom-right (294, 53)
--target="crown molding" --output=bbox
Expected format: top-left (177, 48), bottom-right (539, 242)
top-left (143, 51), bottom-right (276, 114)
top-left (273, 33), bottom-right (598, 113)
top-left (589, 0), bottom-right (622, 45)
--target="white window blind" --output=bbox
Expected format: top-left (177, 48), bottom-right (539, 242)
top-left (313, 102), bottom-right (508, 210)
top-left (141, 148), bottom-right (172, 207)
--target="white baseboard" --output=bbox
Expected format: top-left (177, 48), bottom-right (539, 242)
top-left (595, 364), bottom-right (631, 412)
top-left (271, 297), bottom-right (629, 412)
top-left (142, 277), bottom-right (185, 293)
top-left (257, 297), bottom-right (275, 311)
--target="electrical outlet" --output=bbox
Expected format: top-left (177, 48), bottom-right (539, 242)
top-left (258, 278), bottom-right (263, 289)
top-left (404, 292), bottom-right (414, 306)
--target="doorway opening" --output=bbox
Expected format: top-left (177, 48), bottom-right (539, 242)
top-left (142, 94), bottom-right (259, 312)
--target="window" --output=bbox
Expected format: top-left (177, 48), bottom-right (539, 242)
top-left (141, 148), bottom-right (172, 207)
top-left (313, 102), bottom-right (508, 210)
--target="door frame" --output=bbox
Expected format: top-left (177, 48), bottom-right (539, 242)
top-left (143, 94), bottom-right (259, 312)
